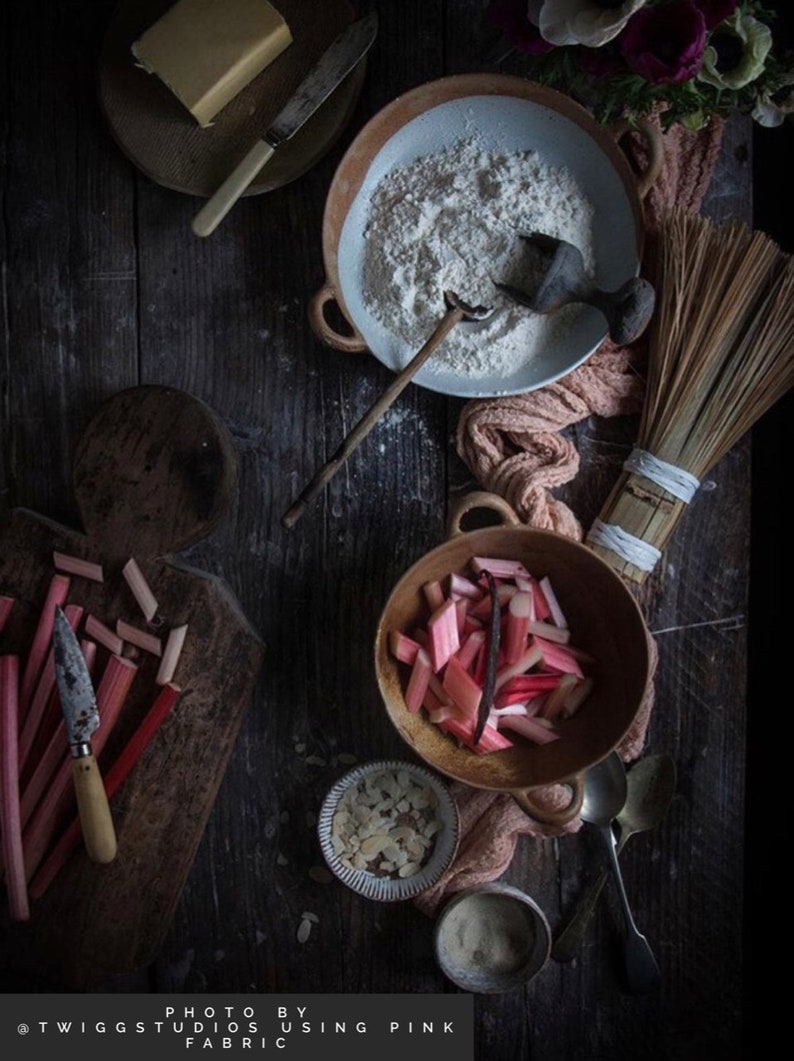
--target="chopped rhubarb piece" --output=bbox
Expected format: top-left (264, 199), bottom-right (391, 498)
top-left (428, 703), bottom-right (462, 725)
top-left (389, 630), bottom-right (421, 666)
top-left (427, 671), bottom-right (454, 706)
top-left (496, 713), bottom-right (561, 745)
top-left (454, 599), bottom-right (468, 636)
top-left (469, 583), bottom-right (516, 619)
top-left (528, 620), bottom-right (571, 645)
top-left (19, 574), bottom-right (70, 714)
top-left (456, 630), bottom-right (486, 672)
top-left (449, 573), bottom-right (483, 601)
top-left (423, 580), bottom-right (445, 612)
top-left (539, 673), bottom-right (580, 720)
top-left (500, 674), bottom-right (562, 694)
top-left (529, 578), bottom-right (552, 621)
top-left (490, 703), bottom-right (530, 718)
top-left (1, 655), bottom-right (29, 921)
top-left (442, 656), bottom-right (483, 720)
top-left (123, 557), bottom-right (159, 623)
top-left (440, 715), bottom-right (513, 754)
top-left (404, 648), bottom-right (432, 713)
top-left (85, 614), bottom-right (124, 656)
top-left (539, 576), bottom-right (568, 628)
top-left (494, 644), bottom-right (543, 692)
top-left (30, 683), bottom-right (181, 899)
top-left (463, 614), bottom-right (483, 636)
top-left (533, 636), bottom-right (584, 679)
top-left (0, 595), bottom-right (15, 636)
top-left (472, 557), bottom-right (530, 580)
top-left (52, 551), bottom-right (104, 583)
top-left (427, 599), bottom-right (460, 672)
top-left (562, 676), bottom-right (594, 716)
top-left (514, 576), bottom-right (533, 594)
top-left (504, 591), bottom-right (532, 664)
top-left (156, 624), bottom-right (188, 686)
top-left (494, 680), bottom-right (560, 708)
top-left (18, 604), bottom-right (83, 774)
top-left (422, 685), bottom-right (444, 713)
top-left (80, 638), bottom-right (98, 677)
top-left (116, 619), bottom-right (162, 657)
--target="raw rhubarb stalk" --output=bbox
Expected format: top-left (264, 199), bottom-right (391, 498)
top-left (29, 682), bottom-right (181, 899)
top-left (0, 596), bottom-right (15, 636)
top-left (427, 672), bottom-right (454, 707)
top-left (472, 557), bottom-right (530, 580)
top-left (1, 655), bottom-right (29, 921)
top-left (462, 614), bottom-right (483, 636)
top-left (122, 557), bottom-right (159, 623)
top-left (423, 580), bottom-right (445, 612)
top-left (440, 715), bottom-right (513, 754)
top-left (427, 600), bottom-right (459, 673)
top-left (539, 673), bottom-right (580, 720)
top-left (116, 619), bottom-right (162, 657)
top-left (156, 624), bottom-right (188, 686)
top-left (528, 620), bottom-right (571, 645)
top-left (469, 583), bottom-right (516, 620)
top-left (454, 599), bottom-right (468, 636)
top-left (442, 656), bottom-right (482, 720)
top-left (504, 592), bottom-right (532, 664)
top-left (52, 550), bottom-right (104, 583)
top-left (389, 630), bottom-right (421, 666)
top-left (456, 629), bottom-right (485, 671)
top-left (539, 576), bottom-right (568, 628)
top-left (85, 614), bottom-right (124, 656)
top-left (22, 655), bottom-right (137, 880)
top-left (494, 644), bottom-right (543, 692)
top-left (18, 604), bottom-right (84, 774)
top-left (422, 686), bottom-right (444, 713)
top-left (404, 648), bottom-right (432, 713)
top-left (496, 713), bottom-right (561, 745)
top-left (533, 636), bottom-right (584, 679)
top-left (529, 578), bottom-right (552, 622)
top-left (448, 573), bottom-right (483, 601)
top-left (19, 574), bottom-right (70, 714)
top-left (428, 703), bottom-right (462, 725)
top-left (562, 677), bottom-right (594, 716)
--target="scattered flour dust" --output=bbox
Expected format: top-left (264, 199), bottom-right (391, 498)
top-left (361, 136), bottom-right (595, 381)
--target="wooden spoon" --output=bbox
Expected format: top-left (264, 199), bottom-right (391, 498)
top-left (282, 290), bottom-right (492, 528)
top-left (496, 232), bottom-right (656, 346)
top-left (552, 753), bottom-right (677, 963)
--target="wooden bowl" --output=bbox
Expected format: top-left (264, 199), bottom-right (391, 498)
top-left (374, 493), bottom-right (652, 826)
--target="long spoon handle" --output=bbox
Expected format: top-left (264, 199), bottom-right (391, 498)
top-left (551, 830), bottom-right (629, 963)
top-left (601, 824), bottom-right (661, 994)
top-left (282, 305), bottom-right (464, 529)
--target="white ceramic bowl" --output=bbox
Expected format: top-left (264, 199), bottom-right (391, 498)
top-left (317, 759), bottom-right (460, 901)
top-left (310, 75), bottom-right (659, 398)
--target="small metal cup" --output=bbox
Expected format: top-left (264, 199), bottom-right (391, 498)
top-left (433, 883), bottom-right (551, 993)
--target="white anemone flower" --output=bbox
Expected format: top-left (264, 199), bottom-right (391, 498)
top-left (752, 74), bottom-right (794, 128)
top-left (528, 0), bottom-right (649, 48)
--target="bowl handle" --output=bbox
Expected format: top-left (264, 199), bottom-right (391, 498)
top-left (610, 118), bottom-right (664, 201)
top-left (309, 283), bottom-right (369, 353)
top-left (511, 776), bottom-right (584, 828)
top-left (447, 490), bottom-right (521, 539)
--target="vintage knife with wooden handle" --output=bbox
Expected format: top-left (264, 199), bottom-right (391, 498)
top-left (53, 606), bottom-right (117, 864)
top-left (192, 11), bottom-right (378, 237)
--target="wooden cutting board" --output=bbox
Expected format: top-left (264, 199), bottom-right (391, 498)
top-left (0, 386), bottom-right (265, 988)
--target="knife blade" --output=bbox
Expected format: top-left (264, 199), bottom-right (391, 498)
top-left (192, 11), bottom-right (379, 237)
top-left (53, 606), bottom-right (117, 864)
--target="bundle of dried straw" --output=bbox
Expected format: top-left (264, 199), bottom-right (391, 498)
top-left (587, 207), bottom-right (794, 583)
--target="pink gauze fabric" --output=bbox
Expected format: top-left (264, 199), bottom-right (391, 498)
top-left (414, 116), bottom-right (724, 919)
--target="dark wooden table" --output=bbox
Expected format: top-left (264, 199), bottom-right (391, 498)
top-left (2, 1), bottom-right (788, 1057)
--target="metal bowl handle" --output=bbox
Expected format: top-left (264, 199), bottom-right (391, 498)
top-left (309, 283), bottom-right (369, 353)
top-left (447, 491), bottom-right (521, 539)
top-left (511, 776), bottom-right (584, 827)
top-left (610, 118), bottom-right (665, 201)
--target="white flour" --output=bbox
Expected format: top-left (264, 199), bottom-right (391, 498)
top-left (361, 136), bottom-right (595, 380)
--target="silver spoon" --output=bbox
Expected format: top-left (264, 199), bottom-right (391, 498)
top-left (553, 753), bottom-right (676, 963)
top-left (579, 751), bottom-right (662, 994)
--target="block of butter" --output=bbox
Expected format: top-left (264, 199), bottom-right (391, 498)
top-left (132, 0), bottom-right (293, 127)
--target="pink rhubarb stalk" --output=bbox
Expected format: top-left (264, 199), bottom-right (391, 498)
top-left (442, 656), bottom-right (483, 720)
top-left (116, 619), bottom-right (162, 657)
top-left (528, 620), bottom-right (571, 645)
top-left (456, 629), bottom-right (485, 672)
top-left (539, 576), bottom-right (568, 628)
top-left (1, 655), bottom-right (29, 921)
top-left (533, 636), bottom-right (584, 678)
top-left (156, 624), bottom-right (188, 686)
top-left (494, 644), bottom-right (543, 692)
top-left (427, 599), bottom-right (459, 672)
top-left (52, 551), bottom-right (104, 583)
top-left (423, 580), bottom-right (445, 612)
top-left (472, 557), bottom-right (530, 580)
top-left (504, 591), bottom-right (532, 664)
top-left (448, 573), bottom-right (483, 601)
top-left (19, 574), bottom-right (70, 714)
top-left (85, 614), bottom-right (124, 656)
top-left (389, 630), bottom-right (421, 666)
top-left (29, 682), bottom-right (181, 899)
top-left (404, 648), bottom-right (432, 713)
top-left (122, 557), bottom-right (159, 623)
top-left (496, 713), bottom-right (561, 745)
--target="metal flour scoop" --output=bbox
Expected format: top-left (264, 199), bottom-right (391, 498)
top-left (496, 232), bottom-right (656, 346)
